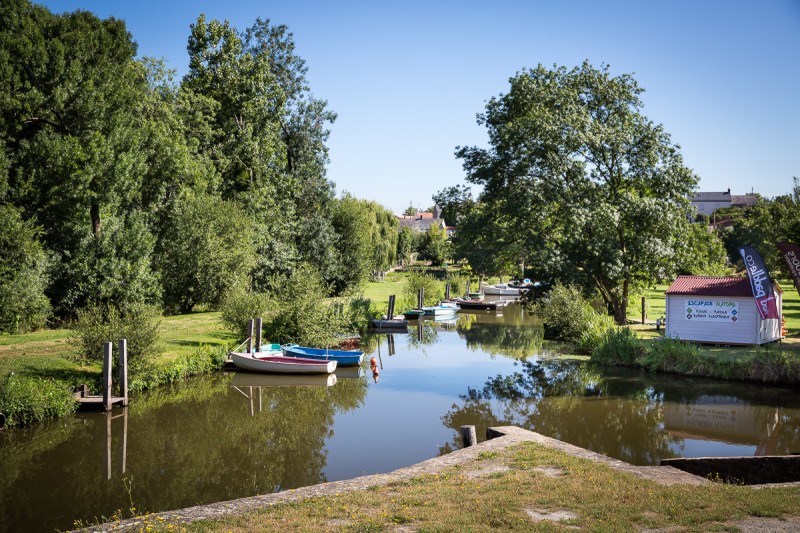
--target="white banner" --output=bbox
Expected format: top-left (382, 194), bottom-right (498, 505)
top-left (685, 299), bottom-right (739, 322)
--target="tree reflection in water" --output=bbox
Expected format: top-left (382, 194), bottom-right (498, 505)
top-left (442, 357), bottom-right (800, 466)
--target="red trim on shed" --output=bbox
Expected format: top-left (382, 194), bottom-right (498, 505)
top-left (665, 276), bottom-right (754, 297)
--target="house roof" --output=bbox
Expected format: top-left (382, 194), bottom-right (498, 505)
top-left (665, 276), bottom-right (754, 297)
top-left (690, 191), bottom-right (732, 203)
top-left (731, 194), bottom-right (758, 207)
top-left (397, 218), bottom-right (446, 232)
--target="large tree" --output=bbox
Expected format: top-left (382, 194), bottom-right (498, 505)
top-left (457, 62), bottom-right (697, 323)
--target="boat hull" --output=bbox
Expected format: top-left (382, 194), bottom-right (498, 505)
top-left (282, 345), bottom-right (365, 367)
top-left (230, 352), bottom-right (337, 374)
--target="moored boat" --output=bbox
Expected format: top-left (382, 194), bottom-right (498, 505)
top-left (422, 303), bottom-right (458, 317)
top-left (402, 309), bottom-right (425, 320)
top-left (482, 284), bottom-right (524, 296)
top-left (230, 372), bottom-right (337, 388)
top-left (230, 351), bottom-right (337, 374)
top-left (282, 345), bottom-right (364, 367)
top-left (369, 318), bottom-right (409, 330)
top-left (453, 298), bottom-right (511, 311)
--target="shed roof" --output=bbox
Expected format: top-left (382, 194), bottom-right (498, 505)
top-left (665, 276), bottom-right (754, 297)
top-left (690, 191), bottom-right (732, 203)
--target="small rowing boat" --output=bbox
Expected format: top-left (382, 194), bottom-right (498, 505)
top-left (282, 345), bottom-right (364, 367)
top-left (230, 351), bottom-right (337, 374)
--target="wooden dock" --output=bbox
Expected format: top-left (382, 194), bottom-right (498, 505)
top-left (74, 339), bottom-right (129, 411)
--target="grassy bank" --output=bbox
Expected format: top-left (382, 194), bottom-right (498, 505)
top-left (129, 441), bottom-right (800, 532)
top-left (0, 312), bottom-right (237, 426)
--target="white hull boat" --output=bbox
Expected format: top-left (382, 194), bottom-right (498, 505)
top-left (230, 351), bottom-right (337, 374)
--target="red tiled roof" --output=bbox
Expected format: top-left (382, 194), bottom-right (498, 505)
top-left (665, 276), bottom-right (754, 297)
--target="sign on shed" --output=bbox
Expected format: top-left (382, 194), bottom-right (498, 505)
top-left (665, 276), bottom-right (782, 345)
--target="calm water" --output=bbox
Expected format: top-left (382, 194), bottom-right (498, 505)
top-left (3, 304), bottom-right (800, 532)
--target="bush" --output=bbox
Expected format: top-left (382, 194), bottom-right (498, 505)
top-left (591, 327), bottom-right (644, 365)
top-left (70, 303), bottom-right (161, 377)
top-left (220, 285), bottom-right (273, 339)
top-left (640, 337), bottom-right (703, 373)
top-left (0, 374), bottom-right (76, 427)
top-left (532, 283), bottom-right (614, 353)
top-left (402, 271), bottom-right (443, 309)
top-left (128, 345), bottom-right (229, 392)
top-left (261, 264), bottom-right (349, 347)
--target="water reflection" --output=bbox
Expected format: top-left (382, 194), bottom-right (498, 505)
top-left (442, 358), bottom-right (800, 465)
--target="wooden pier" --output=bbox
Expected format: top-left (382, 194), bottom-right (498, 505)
top-left (74, 339), bottom-right (129, 410)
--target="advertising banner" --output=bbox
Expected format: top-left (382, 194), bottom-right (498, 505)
top-left (685, 299), bottom-right (739, 322)
top-left (739, 246), bottom-right (779, 319)
top-left (777, 242), bottom-right (800, 296)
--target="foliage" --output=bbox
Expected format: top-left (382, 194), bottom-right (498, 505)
top-left (396, 226), bottom-right (415, 267)
top-left (675, 223), bottom-right (730, 276)
top-left (0, 373), bottom-right (76, 427)
top-left (69, 303), bottom-right (161, 377)
top-left (590, 327), bottom-right (645, 365)
top-left (532, 283), bottom-right (614, 353)
top-left (401, 272), bottom-right (443, 309)
top-left (262, 263), bottom-right (348, 346)
top-left (0, 204), bottom-right (51, 332)
top-left (432, 184), bottom-right (473, 228)
top-left (128, 345), bottom-right (228, 393)
top-left (156, 194), bottom-right (256, 314)
top-left (638, 337), bottom-right (702, 373)
top-left (457, 62), bottom-right (698, 323)
top-left (219, 285), bottom-right (273, 340)
top-left (418, 222), bottom-right (449, 266)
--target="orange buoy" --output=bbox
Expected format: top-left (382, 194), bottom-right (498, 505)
top-left (370, 357), bottom-right (377, 367)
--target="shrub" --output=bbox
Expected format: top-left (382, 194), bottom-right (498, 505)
top-left (402, 271), bottom-right (442, 309)
top-left (129, 345), bottom-right (229, 392)
top-left (591, 327), bottom-right (644, 365)
top-left (70, 303), bottom-right (161, 377)
top-left (532, 283), bottom-right (614, 353)
top-left (0, 374), bottom-right (76, 427)
top-left (640, 337), bottom-right (702, 373)
top-left (220, 285), bottom-right (273, 339)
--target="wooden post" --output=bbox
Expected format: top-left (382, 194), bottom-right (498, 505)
top-left (103, 342), bottom-right (113, 411)
top-left (417, 322), bottom-right (423, 342)
top-left (461, 425), bottom-right (477, 448)
top-left (0, 413), bottom-right (5, 429)
top-left (106, 410), bottom-right (112, 480)
top-left (466, 280), bottom-right (471, 296)
top-left (641, 296), bottom-right (646, 325)
top-left (387, 295), bottom-right (396, 319)
top-left (445, 282), bottom-right (451, 301)
top-left (118, 339), bottom-right (128, 407)
top-left (122, 407), bottom-right (128, 474)
top-left (255, 317), bottom-right (263, 353)
top-left (418, 287), bottom-right (424, 309)
top-left (388, 334), bottom-right (396, 356)
top-left (246, 319), bottom-right (254, 353)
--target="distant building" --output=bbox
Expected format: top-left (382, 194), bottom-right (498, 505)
top-left (690, 189), bottom-right (757, 220)
top-left (397, 205), bottom-right (447, 233)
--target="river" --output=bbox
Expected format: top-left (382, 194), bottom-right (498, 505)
top-left (3, 304), bottom-right (800, 532)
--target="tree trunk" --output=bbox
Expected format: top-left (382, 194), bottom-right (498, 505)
top-left (91, 202), bottom-right (101, 235)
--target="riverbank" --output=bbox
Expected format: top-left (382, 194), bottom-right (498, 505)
top-left (81, 426), bottom-right (800, 532)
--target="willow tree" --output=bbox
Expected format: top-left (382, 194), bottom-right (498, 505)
top-left (457, 62), bottom-right (697, 323)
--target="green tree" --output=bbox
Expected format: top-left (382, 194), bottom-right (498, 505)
top-left (0, 204), bottom-right (51, 332)
top-left (156, 194), bottom-right (256, 314)
top-left (457, 62), bottom-right (697, 323)
top-left (397, 226), bottom-right (414, 267)
top-left (676, 223), bottom-right (729, 276)
top-left (432, 184), bottom-right (473, 227)
top-left (419, 222), bottom-right (449, 266)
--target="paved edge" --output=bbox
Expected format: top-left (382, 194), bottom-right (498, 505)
top-left (76, 425), bottom-right (707, 532)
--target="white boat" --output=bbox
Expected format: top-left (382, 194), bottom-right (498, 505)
top-left (482, 284), bottom-right (524, 296)
top-left (230, 351), bottom-right (337, 374)
top-left (422, 304), bottom-right (458, 317)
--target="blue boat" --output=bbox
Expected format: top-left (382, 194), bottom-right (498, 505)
top-left (282, 345), bottom-right (365, 367)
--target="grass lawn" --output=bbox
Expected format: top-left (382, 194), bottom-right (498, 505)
top-left (153, 441), bottom-right (800, 532)
top-left (0, 311), bottom-right (237, 382)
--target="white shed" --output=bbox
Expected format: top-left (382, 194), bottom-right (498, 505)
top-left (665, 276), bottom-right (783, 345)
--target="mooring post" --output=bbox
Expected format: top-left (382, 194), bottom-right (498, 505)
top-left (122, 407), bottom-right (128, 474)
top-left (106, 410), bottom-right (112, 480)
top-left (461, 425), bottom-right (477, 448)
top-left (466, 280), bottom-right (471, 296)
top-left (418, 287), bottom-right (424, 309)
top-left (246, 319), bottom-right (254, 353)
top-left (0, 413), bottom-right (5, 429)
top-left (445, 282), bottom-right (451, 301)
top-left (103, 342), bottom-right (113, 411)
top-left (255, 317), bottom-right (263, 353)
top-left (388, 334), bottom-right (396, 356)
top-left (387, 295), bottom-right (396, 319)
top-left (118, 339), bottom-right (128, 407)
top-left (642, 296), bottom-right (646, 325)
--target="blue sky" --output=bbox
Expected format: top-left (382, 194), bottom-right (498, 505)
top-left (40, 0), bottom-right (800, 214)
